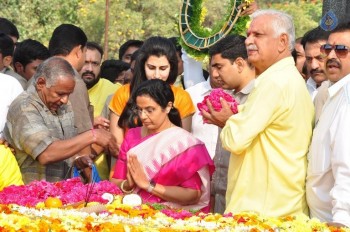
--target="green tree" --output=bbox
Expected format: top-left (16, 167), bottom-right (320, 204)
top-left (261, 0), bottom-right (322, 38)
top-left (1, 0), bottom-right (81, 46)
top-left (1, 0), bottom-right (323, 58)
top-left (78, 0), bottom-right (180, 58)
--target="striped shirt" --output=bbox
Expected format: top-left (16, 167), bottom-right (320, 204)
top-left (4, 85), bottom-right (77, 184)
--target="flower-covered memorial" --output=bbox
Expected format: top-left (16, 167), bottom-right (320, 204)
top-left (0, 178), bottom-right (348, 231)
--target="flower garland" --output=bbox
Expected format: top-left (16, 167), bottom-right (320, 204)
top-left (179, 0), bottom-right (253, 60)
top-left (0, 179), bottom-right (349, 231)
top-left (1, 203), bottom-right (349, 232)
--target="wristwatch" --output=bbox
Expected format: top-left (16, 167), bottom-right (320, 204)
top-left (147, 180), bottom-right (156, 193)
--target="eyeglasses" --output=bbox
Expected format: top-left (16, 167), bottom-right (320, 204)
top-left (320, 44), bottom-right (350, 57)
top-left (133, 107), bottom-right (156, 116)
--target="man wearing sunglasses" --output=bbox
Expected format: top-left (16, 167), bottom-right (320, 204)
top-left (306, 21), bottom-right (350, 227)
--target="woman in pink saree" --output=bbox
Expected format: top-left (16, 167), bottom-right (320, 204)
top-left (111, 79), bottom-right (214, 212)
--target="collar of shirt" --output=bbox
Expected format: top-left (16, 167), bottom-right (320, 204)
top-left (254, 57), bottom-right (295, 87)
top-left (236, 79), bottom-right (255, 95)
top-left (306, 77), bottom-right (317, 90)
top-left (328, 73), bottom-right (350, 99)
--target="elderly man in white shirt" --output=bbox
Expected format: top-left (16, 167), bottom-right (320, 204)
top-left (306, 22), bottom-right (350, 227)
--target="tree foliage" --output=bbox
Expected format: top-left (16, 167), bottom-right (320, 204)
top-left (1, 0), bottom-right (322, 58)
top-left (0, 0), bottom-right (80, 46)
top-left (77, 0), bottom-right (180, 58)
top-left (259, 0), bottom-right (323, 38)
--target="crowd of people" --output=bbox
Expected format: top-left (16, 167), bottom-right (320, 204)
top-left (1, 3), bottom-right (350, 227)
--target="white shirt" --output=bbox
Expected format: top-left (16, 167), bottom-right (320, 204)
top-left (0, 73), bottom-right (23, 138)
top-left (186, 79), bottom-right (218, 158)
top-left (306, 77), bottom-right (318, 100)
top-left (182, 49), bottom-right (205, 89)
top-left (306, 73), bottom-right (350, 226)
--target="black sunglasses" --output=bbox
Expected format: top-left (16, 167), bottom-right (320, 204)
top-left (320, 44), bottom-right (350, 57)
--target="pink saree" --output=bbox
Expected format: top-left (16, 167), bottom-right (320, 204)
top-left (113, 126), bottom-right (214, 212)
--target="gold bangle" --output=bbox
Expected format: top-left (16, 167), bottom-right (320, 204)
top-left (120, 180), bottom-right (135, 194)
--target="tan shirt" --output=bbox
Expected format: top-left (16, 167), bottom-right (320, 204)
top-left (4, 85), bottom-right (76, 184)
top-left (69, 71), bottom-right (93, 133)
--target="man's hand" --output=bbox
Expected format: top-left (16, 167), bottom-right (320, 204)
top-left (93, 129), bottom-right (118, 157)
top-left (0, 138), bottom-right (16, 154)
top-left (238, 0), bottom-right (259, 17)
top-left (201, 98), bottom-right (234, 128)
top-left (74, 154), bottom-right (94, 170)
top-left (93, 116), bottom-right (110, 130)
top-left (74, 155), bottom-right (94, 183)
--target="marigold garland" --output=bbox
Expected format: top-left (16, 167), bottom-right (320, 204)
top-left (0, 179), bottom-right (350, 231)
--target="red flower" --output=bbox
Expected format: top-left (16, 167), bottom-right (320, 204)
top-left (0, 178), bottom-right (122, 206)
top-left (197, 88), bottom-right (239, 116)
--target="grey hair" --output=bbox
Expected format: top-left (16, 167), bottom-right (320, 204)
top-left (34, 57), bottom-right (75, 87)
top-left (251, 9), bottom-right (295, 51)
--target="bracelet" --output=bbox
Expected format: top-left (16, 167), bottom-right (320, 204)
top-left (147, 180), bottom-right (156, 193)
top-left (120, 180), bottom-right (135, 194)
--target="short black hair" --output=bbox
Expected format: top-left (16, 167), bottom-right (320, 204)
top-left (209, 34), bottom-right (248, 61)
top-left (100, 59), bottom-right (130, 83)
top-left (86, 41), bottom-right (104, 58)
top-left (0, 32), bottom-right (14, 57)
top-left (13, 39), bottom-right (50, 69)
top-left (301, 26), bottom-right (330, 49)
top-left (49, 24), bottom-right (87, 56)
top-left (0, 17), bottom-right (19, 40)
top-left (119, 39), bottom-right (143, 60)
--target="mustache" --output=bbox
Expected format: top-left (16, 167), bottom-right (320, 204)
top-left (310, 69), bottom-right (324, 75)
top-left (82, 71), bottom-right (95, 77)
top-left (326, 58), bottom-right (341, 68)
top-left (246, 44), bottom-right (258, 51)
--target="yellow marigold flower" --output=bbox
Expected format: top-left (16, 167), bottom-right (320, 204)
top-left (35, 202), bottom-right (45, 209)
top-left (200, 7), bottom-right (207, 25)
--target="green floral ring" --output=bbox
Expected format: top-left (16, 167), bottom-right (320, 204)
top-left (179, 0), bottom-right (252, 60)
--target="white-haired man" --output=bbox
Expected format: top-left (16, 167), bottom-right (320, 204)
top-left (202, 9), bottom-right (314, 217)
